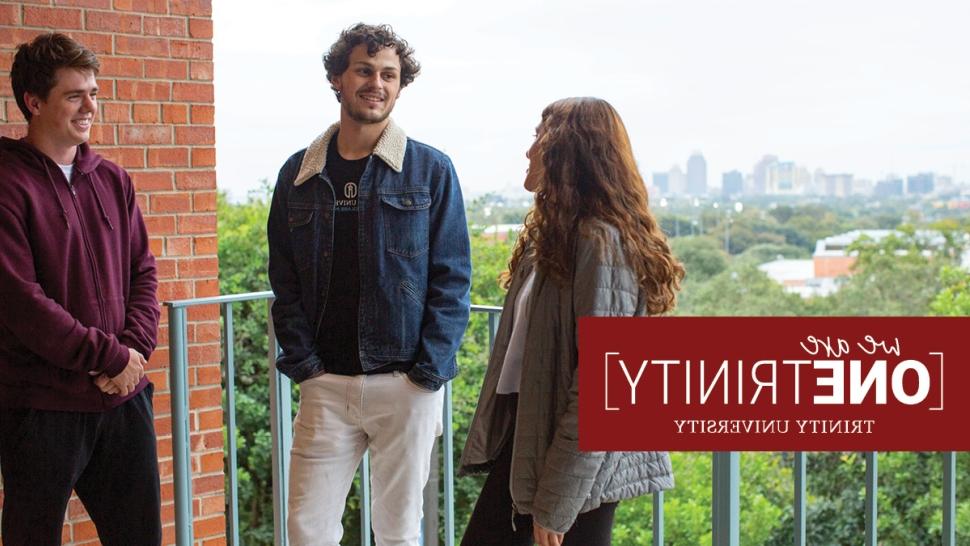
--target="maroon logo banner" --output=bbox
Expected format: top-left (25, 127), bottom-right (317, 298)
top-left (578, 317), bottom-right (970, 451)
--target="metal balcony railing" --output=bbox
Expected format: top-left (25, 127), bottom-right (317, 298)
top-left (164, 292), bottom-right (960, 546)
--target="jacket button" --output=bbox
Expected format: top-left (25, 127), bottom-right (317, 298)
top-left (403, 198), bottom-right (412, 206)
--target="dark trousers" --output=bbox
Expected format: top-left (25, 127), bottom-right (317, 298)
top-left (0, 385), bottom-right (161, 546)
top-left (461, 398), bottom-right (617, 546)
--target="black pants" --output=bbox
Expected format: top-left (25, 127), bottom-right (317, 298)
top-left (462, 399), bottom-right (617, 546)
top-left (0, 385), bottom-right (161, 546)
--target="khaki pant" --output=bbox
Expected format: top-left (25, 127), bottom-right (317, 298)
top-left (287, 371), bottom-right (444, 546)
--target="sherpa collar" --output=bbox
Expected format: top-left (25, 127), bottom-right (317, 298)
top-left (293, 119), bottom-right (407, 186)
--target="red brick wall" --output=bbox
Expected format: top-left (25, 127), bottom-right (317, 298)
top-left (0, 2), bottom-right (224, 545)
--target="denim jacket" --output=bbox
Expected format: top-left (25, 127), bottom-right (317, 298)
top-left (267, 120), bottom-right (471, 391)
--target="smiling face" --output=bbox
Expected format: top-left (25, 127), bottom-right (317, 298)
top-left (25, 67), bottom-right (98, 162)
top-left (331, 44), bottom-right (402, 127)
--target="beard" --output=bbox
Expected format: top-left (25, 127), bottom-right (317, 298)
top-left (342, 91), bottom-right (394, 125)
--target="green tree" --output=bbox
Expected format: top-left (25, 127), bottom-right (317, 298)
top-left (670, 237), bottom-right (729, 283)
top-left (214, 194), bottom-right (967, 545)
top-left (678, 264), bottom-right (805, 317)
top-left (217, 187), bottom-right (277, 544)
top-left (828, 230), bottom-right (948, 316)
top-left (930, 265), bottom-right (970, 316)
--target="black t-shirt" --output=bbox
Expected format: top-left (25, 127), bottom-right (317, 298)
top-left (316, 138), bottom-right (411, 376)
top-left (316, 139), bottom-right (367, 375)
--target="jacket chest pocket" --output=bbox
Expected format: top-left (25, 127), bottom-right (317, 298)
top-left (381, 191), bottom-right (431, 258)
top-left (287, 203), bottom-right (319, 271)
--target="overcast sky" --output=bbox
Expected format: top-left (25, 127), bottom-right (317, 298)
top-left (212, 0), bottom-right (970, 201)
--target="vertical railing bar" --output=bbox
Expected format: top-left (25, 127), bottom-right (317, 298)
top-left (421, 441), bottom-right (440, 546)
top-left (712, 451), bottom-right (740, 546)
top-left (864, 451), bottom-right (877, 546)
top-left (943, 452), bottom-right (956, 546)
top-left (652, 490), bottom-right (664, 546)
top-left (794, 452), bottom-right (806, 546)
top-left (443, 381), bottom-right (456, 546)
top-left (167, 305), bottom-right (194, 546)
top-left (487, 312), bottom-right (498, 350)
top-left (268, 301), bottom-right (291, 546)
top-left (222, 302), bottom-right (241, 546)
top-left (361, 452), bottom-right (372, 545)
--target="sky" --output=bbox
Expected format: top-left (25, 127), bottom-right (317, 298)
top-left (212, 0), bottom-right (970, 201)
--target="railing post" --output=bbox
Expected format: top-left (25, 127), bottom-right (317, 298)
top-left (943, 452), bottom-right (956, 546)
top-left (443, 381), bottom-right (455, 546)
top-left (167, 304), bottom-right (194, 546)
top-left (361, 452), bottom-right (371, 545)
top-left (268, 301), bottom-right (292, 546)
top-left (864, 452), bottom-right (877, 546)
top-left (222, 303), bottom-right (241, 546)
top-left (422, 443), bottom-right (440, 546)
top-left (487, 312), bottom-right (498, 350)
top-left (794, 452), bottom-right (806, 546)
top-left (712, 451), bottom-right (739, 546)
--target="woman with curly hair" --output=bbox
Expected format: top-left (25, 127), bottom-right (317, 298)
top-left (459, 97), bottom-right (684, 546)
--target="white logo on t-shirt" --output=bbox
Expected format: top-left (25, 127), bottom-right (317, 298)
top-left (344, 182), bottom-right (358, 199)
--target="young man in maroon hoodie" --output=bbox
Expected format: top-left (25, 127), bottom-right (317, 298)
top-left (0, 33), bottom-right (161, 545)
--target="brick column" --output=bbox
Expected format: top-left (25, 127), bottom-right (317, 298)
top-left (0, 2), bottom-right (224, 545)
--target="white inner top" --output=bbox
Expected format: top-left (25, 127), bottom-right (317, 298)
top-left (496, 269), bottom-right (537, 395)
top-left (59, 164), bottom-right (74, 183)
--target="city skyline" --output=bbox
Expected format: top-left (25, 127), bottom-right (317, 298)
top-left (651, 150), bottom-right (965, 194)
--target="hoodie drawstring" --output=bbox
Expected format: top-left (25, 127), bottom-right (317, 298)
top-left (40, 161), bottom-right (70, 229)
top-left (87, 173), bottom-right (115, 231)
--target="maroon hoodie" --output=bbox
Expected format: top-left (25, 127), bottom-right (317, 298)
top-left (0, 137), bottom-right (159, 411)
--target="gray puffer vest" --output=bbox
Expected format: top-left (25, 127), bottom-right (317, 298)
top-left (459, 222), bottom-right (673, 533)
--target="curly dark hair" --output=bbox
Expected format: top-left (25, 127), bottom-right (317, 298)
top-left (11, 33), bottom-right (100, 122)
top-left (323, 23), bottom-right (420, 102)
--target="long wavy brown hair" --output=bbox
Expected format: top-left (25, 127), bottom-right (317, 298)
top-left (506, 97), bottom-right (684, 315)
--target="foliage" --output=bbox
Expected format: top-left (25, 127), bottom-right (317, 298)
top-left (930, 265), bottom-right (970, 316)
top-left (669, 236), bottom-right (729, 283)
top-left (216, 193), bottom-right (969, 545)
top-left (677, 263), bottom-right (806, 317)
top-left (217, 187), bottom-right (277, 544)
top-left (829, 229), bottom-right (948, 316)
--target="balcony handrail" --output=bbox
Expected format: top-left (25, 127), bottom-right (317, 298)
top-left (165, 291), bottom-right (959, 546)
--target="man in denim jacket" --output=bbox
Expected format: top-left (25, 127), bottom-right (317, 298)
top-left (267, 23), bottom-right (471, 546)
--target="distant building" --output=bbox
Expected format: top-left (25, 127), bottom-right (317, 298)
top-left (758, 259), bottom-right (838, 298)
top-left (853, 178), bottom-right (874, 195)
top-left (652, 172), bottom-right (670, 194)
top-left (668, 165), bottom-right (687, 195)
top-left (687, 152), bottom-right (707, 196)
top-left (815, 171), bottom-right (854, 197)
top-left (751, 155), bottom-right (778, 195)
top-left (722, 170), bottom-right (743, 197)
top-left (935, 175), bottom-right (955, 194)
top-left (766, 161), bottom-right (809, 195)
top-left (813, 229), bottom-right (948, 277)
top-left (760, 228), bottom-right (964, 298)
top-left (906, 172), bottom-right (935, 195)
top-left (874, 177), bottom-right (904, 197)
